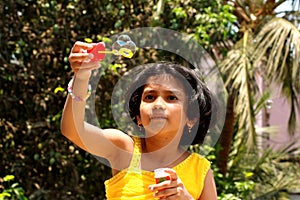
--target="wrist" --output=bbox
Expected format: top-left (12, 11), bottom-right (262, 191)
top-left (74, 69), bottom-right (92, 81)
top-left (68, 78), bottom-right (92, 102)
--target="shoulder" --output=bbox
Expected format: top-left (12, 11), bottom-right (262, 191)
top-left (188, 153), bottom-right (211, 184)
top-left (199, 169), bottom-right (218, 200)
top-left (102, 128), bottom-right (134, 152)
top-left (176, 153), bottom-right (211, 174)
top-left (191, 154), bottom-right (217, 200)
top-left (176, 153), bottom-right (215, 199)
top-left (176, 153), bottom-right (211, 182)
top-left (190, 153), bottom-right (211, 169)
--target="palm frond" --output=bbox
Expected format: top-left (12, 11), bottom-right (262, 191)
top-left (253, 17), bottom-right (300, 134)
top-left (253, 90), bottom-right (271, 115)
top-left (253, 143), bottom-right (300, 199)
top-left (219, 31), bottom-right (258, 149)
top-left (253, 18), bottom-right (300, 84)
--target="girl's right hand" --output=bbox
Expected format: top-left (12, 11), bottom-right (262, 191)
top-left (68, 41), bottom-right (101, 79)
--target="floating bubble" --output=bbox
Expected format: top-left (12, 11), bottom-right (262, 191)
top-left (87, 35), bottom-right (137, 61)
top-left (111, 35), bottom-right (136, 58)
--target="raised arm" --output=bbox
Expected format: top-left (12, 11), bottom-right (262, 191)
top-left (60, 41), bottom-right (133, 161)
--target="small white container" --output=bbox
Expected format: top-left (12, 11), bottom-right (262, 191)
top-left (154, 168), bottom-right (170, 183)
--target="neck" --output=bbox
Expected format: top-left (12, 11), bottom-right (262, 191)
top-left (143, 131), bottom-right (180, 153)
top-left (140, 132), bottom-right (187, 170)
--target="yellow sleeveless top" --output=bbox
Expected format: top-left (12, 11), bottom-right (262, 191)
top-left (104, 137), bottom-right (211, 200)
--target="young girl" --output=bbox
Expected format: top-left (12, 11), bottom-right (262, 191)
top-left (61, 41), bottom-right (218, 199)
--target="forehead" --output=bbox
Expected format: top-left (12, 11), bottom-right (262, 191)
top-left (144, 75), bottom-right (185, 92)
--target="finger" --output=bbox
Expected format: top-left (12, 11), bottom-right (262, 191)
top-left (164, 194), bottom-right (180, 200)
top-left (154, 187), bottom-right (178, 199)
top-left (148, 180), bottom-right (177, 193)
top-left (68, 53), bottom-right (93, 63)
top-left (163, 169), bottom-right (178, 181)
top-left (71, 41), bottom-right (94, 53)
top-left (72, 61), bottom-right (100, 71)
top-left (149, 180), bottom-right (171, 191)
top-left (70, 62), bottom-right (82, 70)
top-left (156, 185), bottom-right (186, 199)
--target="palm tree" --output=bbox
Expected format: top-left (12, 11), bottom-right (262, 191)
top-left (216, 0), bottom-right (300, 175)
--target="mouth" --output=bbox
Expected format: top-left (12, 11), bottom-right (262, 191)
top-left (150, 115), bottom-right (167, 120)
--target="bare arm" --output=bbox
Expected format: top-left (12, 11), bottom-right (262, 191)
top-left (199, 169), bottom-right (218, 200)
top-left (60, 41), bottom-right (133, 161)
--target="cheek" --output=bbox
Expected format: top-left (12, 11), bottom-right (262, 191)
top-left (139, 105), bottom-right (150, 121)
top-left (170, 105), bottom-right (186, 120)
top-left (177, 104), bottom-right (189, 122)
top-left (139, 103), bottom-right (147, 113)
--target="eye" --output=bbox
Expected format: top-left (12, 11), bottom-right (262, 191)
top-left (167, 95), bottom-right (178, 101)
top-left (144, 94), bottom-right (155, 101)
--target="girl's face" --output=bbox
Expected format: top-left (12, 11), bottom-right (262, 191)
top-left (138, 75), bottom-right (189, 139)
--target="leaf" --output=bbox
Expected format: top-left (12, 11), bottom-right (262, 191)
top-left (253, 90), bottom-right (270, 115)
top-left (84, 38), bottom-right (93, 43)
top-left (54, 86), bottom-right (64, 94)
top-left (0, 192), bottom-right (11, 198)
top-left (3, 175), bottom-right (15, 182)
top-left (244, 172), bottom-right (254, 178)
top-left (11, 183), bottom-right (19, 188)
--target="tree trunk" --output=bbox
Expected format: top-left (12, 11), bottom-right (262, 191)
top-left (216, 94), bottom-right (235, 175)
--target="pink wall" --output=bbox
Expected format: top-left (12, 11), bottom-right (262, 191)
top-left (267, 89), bottom-right (300, 151)
top-left (255, 72), bottom-right (300, 151)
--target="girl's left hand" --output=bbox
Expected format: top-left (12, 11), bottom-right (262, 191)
top-left (148, 168), bottom-right (194, 200)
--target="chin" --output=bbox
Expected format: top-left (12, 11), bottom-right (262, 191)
top-left (144, 123), bottom-right (166, 137)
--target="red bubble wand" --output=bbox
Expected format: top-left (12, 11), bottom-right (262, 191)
top-left (87, 35), bottom-right (136, 62)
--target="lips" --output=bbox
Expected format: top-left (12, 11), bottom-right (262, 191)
top-left (150, 114), bottom-right (167, 120)
top-left (151, 116), bottom-right (167, 120)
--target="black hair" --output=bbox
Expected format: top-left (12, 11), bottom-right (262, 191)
top-left (125, 62), bottom-right (212, 145)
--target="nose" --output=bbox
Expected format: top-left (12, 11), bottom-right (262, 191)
top-left (153, 97), bottom-right (166, 110)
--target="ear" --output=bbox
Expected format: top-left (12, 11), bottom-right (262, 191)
top-left (136, 115), bottom-right (142, 125)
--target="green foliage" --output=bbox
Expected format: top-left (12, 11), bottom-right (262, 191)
top-left (226, 141), bottom-right (300, 200)
top-left (0, 175), bottom-right (28, 200)
top-left (189, 145), bottom-right (255, 199)
top-left (0, 0), bottom-right (236, 198)
top-left (216, 2), bottom-right (300, 198)
top-left (190, 143), bottom-right (300, 200)
top-left (151, 0), bottom-right (237, 52)
top-left (0, 0), bottom-right (148, 198)
top-left (193, 4), bottom-right (237, 48)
